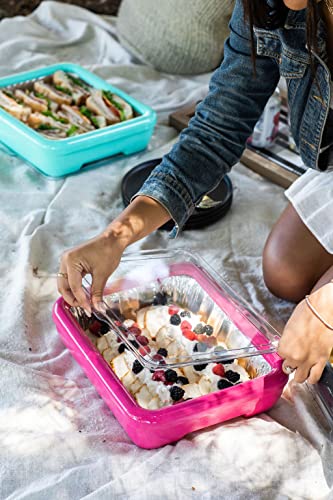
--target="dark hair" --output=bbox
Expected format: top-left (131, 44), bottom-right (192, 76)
top-left (242, 0), bottom-right (320, 76)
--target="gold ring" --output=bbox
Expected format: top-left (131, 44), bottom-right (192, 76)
top-left (57, 272), bottom-right (68, 279)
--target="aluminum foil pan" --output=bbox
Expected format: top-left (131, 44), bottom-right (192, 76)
top-left (81, 274), bottom-right (273, 376)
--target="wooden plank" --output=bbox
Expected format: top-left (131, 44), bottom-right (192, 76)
top-left (241, 149), bottom-right (298, 188)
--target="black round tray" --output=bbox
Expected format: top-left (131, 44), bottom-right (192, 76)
top-left (121, 158), bottom-right (233, 231)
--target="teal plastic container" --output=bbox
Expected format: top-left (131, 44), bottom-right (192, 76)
top-left (0, 63), bottom-right (157, 177)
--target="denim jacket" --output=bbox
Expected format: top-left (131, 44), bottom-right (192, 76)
top-left (135, 0), bottom-right (331, 235)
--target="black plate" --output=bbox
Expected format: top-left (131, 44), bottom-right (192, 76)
top-left (121, 158), bottom-right (233, 231)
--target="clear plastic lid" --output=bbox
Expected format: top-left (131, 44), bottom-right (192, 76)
top-left (83, 249), bottom-right (279, 371)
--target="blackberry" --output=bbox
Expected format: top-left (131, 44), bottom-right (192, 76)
top-left (197, 342), bottom-right (208, 353)
top-left (203, 325), bottom-right (214, 336)
top-left (170, 386), bottom-right (185, 401)
top-left (130, 340), bottom-right (139, 349)
top-left (118, 343), bottom-right (127, 354)
top-left (170, 314), bottom-right (181, 326)
top-left (217, 379), bottom-right (233, 390)
top-left (153, 292), bottom-right (167, 305)
top-left (165, 369), bottom-right (178, 383)
top-left (194, 363), bottom-right (208, 371)
top-left (214, 346), bottom-right (226, 354)
top-left (177, 376), bottom-right (189, 385)
top-left (132, 360), bottom-right (144, 374)
top-left (225, 370), bottom-right (240, 383)
top-left (193, 342), bottom-right (207, 353)
top-left (193, 323), bottom-right (204, 334)
top-left (223, 358), bottom-right (235, 365)
top-left (180, 310), bottom-right (191, 318)
top-left (157, 348), bottom-right (168, 357)
top-left (100, 323), bottom-right (110, 335)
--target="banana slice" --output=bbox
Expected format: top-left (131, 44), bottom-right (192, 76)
top-left (147, 396), bottom-right (160, 410)
top-left (145, 306), bottom-right (169, 339)
top-left (111, 353), bottom-right (130, 379)
top-left (103, 348), bottom-right (114, 364)
top-left (96, 336), bottom-right (109, 352)
top-left (182, 366), bottom-right (200, 384)
top-left (155, 326), bottom-right (172, 348)
top-left (199, 376), bottom-right (212, 395)
top-left (136, 307), bottom-right (149, 329)
top-left (122, 370), bottom-right (137, 388)
top-left (167, 341), bottom-right (181, 357)
top-left (182, 384), bottom-right (202, 399)
top-left (136, 385), bottom-right (152, 409)
top-left (131, 380), bottom-right (144, 394)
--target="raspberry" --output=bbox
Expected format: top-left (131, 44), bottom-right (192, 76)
top-left (89, 320), bottom-right (102, 336)
top-left (137, 335), bottom-right (149, 346)
top-left (157, 348), bottom-right (168, 357)
top-left (139, 345), bottom-right (151, 356)
top-left (152, 354), bottom-right (164, 362)
top-left (225, 370), bottom-right (240, 383)
top-left (170, 314), bottom-right (181, 326)
top-left (180, 320), bottom-right (191, 331)
top-left (165, 369), bottom-right (178, 383)
top-left (212, 364), bottom-right (225, 377)
top-left (152, 370), bottom-right (166, 382)
top-left (114, 320), bottom-right (122, 327)
top-left (217, 379), bottom-right (233, 390)
top-left (128, 326), bottom-right (141, 336)
top-left (194, 363), bottom-right (208, 371)
top-left (132, 360), bottom-right (144, 374)
top-left (182, 329), bottom-right (197, 341)
top-left (177, 376), bottom-right (189, 385)
top-left (168, 305), bottom-right (179, 315)
top-left (170, 386), bottom-right (185, 401)
top-left (203, 325), bottom-right (214, 336)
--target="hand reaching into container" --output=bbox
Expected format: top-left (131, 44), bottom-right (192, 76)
top-left (278, 282), bottom-right (333, 384)
top-left (57, 196), bottom-right (171, 313)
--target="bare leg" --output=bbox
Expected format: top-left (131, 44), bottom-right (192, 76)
top-left (263, 203), bottom-right (333, 302)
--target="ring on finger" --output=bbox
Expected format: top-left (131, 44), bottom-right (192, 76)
top-left (57, 272), bottom-right (68, 279)
top-left (282, 362), bottom-right (296, 375)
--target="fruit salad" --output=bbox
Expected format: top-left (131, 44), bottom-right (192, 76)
top-left (88, 303), bottom-right (254, 410)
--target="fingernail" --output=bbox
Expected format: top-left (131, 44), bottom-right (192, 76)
top-left (95, 302), bottom-right (107, 314)
top-left (84, 308), bottom-right (91, 318)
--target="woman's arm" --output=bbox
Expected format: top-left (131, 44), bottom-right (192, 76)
top-left (57, 196), bottom-right (170, 312)
top-left (135, 0), bottom-right (281, 233)
top-left (58, 0), bottom-right (281, 308)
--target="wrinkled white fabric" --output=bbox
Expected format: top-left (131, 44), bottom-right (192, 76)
top-left (0, 2), bottom-right (332, 499)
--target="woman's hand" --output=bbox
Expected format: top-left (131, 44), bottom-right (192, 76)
top-left (278, 283), bottom-right (333, 384)
top-left (57, 195), bottom-right (171, 314)
top-left (57, 232), bottom-right (125, 314)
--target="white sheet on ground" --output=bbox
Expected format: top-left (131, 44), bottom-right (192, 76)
top-left (0, 2), bottom-right (332, 499)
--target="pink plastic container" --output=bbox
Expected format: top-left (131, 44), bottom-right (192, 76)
top-left (52, 250), bottom-right (288, 448)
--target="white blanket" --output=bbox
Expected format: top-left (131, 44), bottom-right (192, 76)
top-left (0, 2), bottom-right (332, 498)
